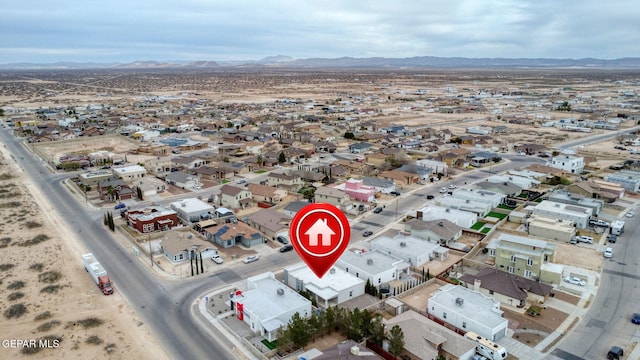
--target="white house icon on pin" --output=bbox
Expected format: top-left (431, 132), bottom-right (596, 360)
top-left (305, 218), bottom-right (335, 246)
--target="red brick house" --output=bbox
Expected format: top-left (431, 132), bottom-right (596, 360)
top-left (126, 206), bottom-right (179, 233)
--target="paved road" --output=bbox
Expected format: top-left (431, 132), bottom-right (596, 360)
top-left (551, 211), bottom-right (640, 359)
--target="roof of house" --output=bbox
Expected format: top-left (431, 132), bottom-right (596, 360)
top-left (246, 183), bottom-right (278, 197)
top-left (405, 218), bottom-right (463, 240)
top-left (220, 184), bottom-right (248, 196)
top-left (459, 268), bottom-right (554, 301)
top-left (206, 221), bottom-right (261, 241)
top-left (247, 208), bottom-right (291, 233)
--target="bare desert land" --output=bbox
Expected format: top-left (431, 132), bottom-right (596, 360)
top-left (0, 141), bottom-right (168, 359)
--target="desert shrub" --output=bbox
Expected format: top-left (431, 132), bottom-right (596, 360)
top-left (0, 173), bottom-right (14, 180)
top-left (20, 335), bottom-right (62, 355)
top-left (0, 200), bottom-right (21, 208)
top-left (67, 317), bottom-right (104, 329)
top-left (86, 335), bottom-right (103, 345)
top-left (38, 270), bottom-right (62, 283)
top-left (4, 303), bottom-right (27, 319)
top-left (37, 320), bottom-right (61, 332)
top-left (8, 292), bottom-right (24, 301)
top-left (104, 343), bottom-right (117, 354)
top-left (0, 263), bottom-right (15, 271)
top-left (7, 280), bottom-right (25, 290)
top-left (19, 234), bottom-right (50, 247)
top-left (29, 263), bottom-right (44, 272)
top-left (24, 221), bottom-right (43, 229)
top-left (40, 285), bottom-right (62, 294)
top-left (0, 237), bottom-right (11, 248)
top-left (34, 311), bottom-right (53, 321)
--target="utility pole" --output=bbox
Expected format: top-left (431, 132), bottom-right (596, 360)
top-left (148, 235), bottom-right (153, 267)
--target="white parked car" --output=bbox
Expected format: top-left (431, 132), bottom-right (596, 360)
top-left (211, 255), bottom-right (224, 264)
top-left (243, 255), bottom-right (259, 264)
top-left (603, 247), bottom-right (614, 258)
top-left (626, 211), bottom-right (635, 218)
top-left (564, 276), bottom-right (586, 286)
top-left (448, 184), bottom-right (457, 189)
top-left (573, 235), bottom-right (594, 244)
top-left (439, 187), bottom-right (448, 193)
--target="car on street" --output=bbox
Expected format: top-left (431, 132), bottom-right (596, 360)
top-left (439, 187), bottom-right (448, 193)
top-left (626, 210), bottom-right (635, 218)
top-left (426, 194), bottom-right (435, 200)
top-left (564, 276), bottom-right (586, 286)
top-left (607, 346), bottom-right (624, 360)
top-left (608, 234), bottom-right (617, 243)
top-left (632, 313), bottom-right (640, 324)
top-left (114, 203), bottom-right (126, 210)
top-left (279, 244), bottom-right (294, 253)
top-left (243, 255), bottom-right (259, 264)
top-left (573, 235), bottom-right (594, 244)
top-left (362, 230), bottom-right (373, 237)
top-left (390, 191), bottom-right (401, 196)
top-left (603, 247), bottom-right (614, 258)
top-left (373, 207), bottom-right (383, 214)
top-left (448, 184), bottom-right (457, 189)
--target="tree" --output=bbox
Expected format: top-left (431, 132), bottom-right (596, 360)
top-left (557, 101), bottom-right (571, 111)
top-left (388, 325), bottom-right (405, 358)
top-left (256, 155), bottom-right (263, 166)
top-left (288, 312), bottom-right (311, 348)
top-left (136, 186), bottom-right (143, 200)
top-left (278, 151), bottom-right (286, 164)
top-left (343, 132), bottom-right (355, 139)
top-left (107, 211), bottom-right (115, 232)
top-left (368, 316), bottom-right (385, 346)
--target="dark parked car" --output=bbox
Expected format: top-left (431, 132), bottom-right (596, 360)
top-left (362, 230), bottom-right (373, 237)
top-left (608, 234), bottom-right (617, 243)
top-left (390, 191), bottom-right (401, 196)
top-left (279, 244), bottom-right (294, 253)
top-left (426, 194), bottom-right (435, 200)
top-left (632, 313), bottom-right (640, 324)
top-left (374, 207), bottom-right (383, 213)
top-left (607, 346), bottom-right (624, 360)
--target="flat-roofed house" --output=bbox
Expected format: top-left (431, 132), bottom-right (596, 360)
top-left (427, 284), bottom-right (508, 341)
top-left (527, 214), bottom-right (576, 242)
top-left (335, 249), bottom-right (410, 288)
top-left (370, 234), bottom-right (448, 267)
top-left (404, 218), bottom-right (463, 246)
top-left (529, 200), bottom-right (591, 228)
top-left (416, 205), bottom-right (478, 229)
top-left (283, 263), bottom-right (365, 308)
top-left (230, 272), bottom-right (311, 342)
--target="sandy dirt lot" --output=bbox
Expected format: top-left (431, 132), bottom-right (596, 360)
top-left (0, 144), bottom-right (169, 359)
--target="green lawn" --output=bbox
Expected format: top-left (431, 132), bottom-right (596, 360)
top-left (497, 204), bottom-right (516, 210)
top-left (481, 227), bottom-right (491, 234)
top-left (471, 222), bottom-right (485, 230)
top-left (254, 170), bottom-right (267, 174)
top-left (261, 339), bottom-right (278, 350)
top-left (486, 211), bottom-right (507, 220)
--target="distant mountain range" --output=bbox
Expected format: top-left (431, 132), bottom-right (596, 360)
top-left (2, 56), bottom-right (640, 70)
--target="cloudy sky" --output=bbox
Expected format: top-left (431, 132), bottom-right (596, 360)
top-left (2, 0), bottom-right (639, 64)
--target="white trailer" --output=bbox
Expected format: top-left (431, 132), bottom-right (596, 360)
top-left (611, 220), bottom-right (625, 236)
top-left (82, 253), bottom-right (113, 295)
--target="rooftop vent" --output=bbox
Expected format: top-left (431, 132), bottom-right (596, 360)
top-left (277, 288), bottom-right (284, 296)
top-left (329, 268), bottom-right (336, 274)
top-left (400, 242), bottom-right (407, 247)
top-left (438, 221), bottom-right (444, 227)
top-left (455, 297), bottom-right (464, 306)
top-left (367, 259), bottom-right (373, 265)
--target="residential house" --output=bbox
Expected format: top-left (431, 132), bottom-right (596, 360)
top-left (385, 310), bottom-right (476, 360)
top-left (379, 170), bottom-right (419, 185)
top-left (604, 170), bottom-right (640, 193)
top-left (132, 177), bottom-right (166, 198)
top-left (436, 197), bottom-right (493, 217)
top-left (144, 157), bottom-right (173, 177)
top-left (230, 273), bottom-right (311, 342)
top-left (266, 172), bottom-right (303, 188)
top-left (97, 178), bottom-right (135, 202)
top-left (283, 201), bottom-right (310, 218)
top-left (247, 183), bottom-right (286, 204)
top-left (473, 180), bottom-right (522, 197)
top-left (459, 268), bottom-right (554, 309)
top-left (205, 221), bottom-right (263, 248)
top-left (404, 219), bottom-right (463, 247)
top-left (171, 156), bottom-right (204, 171)
top-left (160, 231), bottom-right (219, 263)
top-left (219, 184), bottom-right (253, 210)
top-left (486, 233), bottom-right (557, 280)
top-left (546, 190), bottom-right (604, 216)
top-left (526, 215), bottom-right (576, 243)
top-left (283, 263), bottom-right (365, 308)
top-left (427, 284), bottom-right (509, 341)
top-left (416, 206), bottom-right (478, 229)
top-left (370, 234), bottom-right (448, 267)
top-left (112, 165), bottom-right (147, 181)
top-left (246, 208), bottom-right (291, 241)
top-left (194, 166), bottom-right (231, 180)
top-left (165, 171), bottom-right (199, 189)
top-left (547, 155), bottom-right (584, 174)
top-left (126, 206), bottom-right (178, 233)
top-left (314, 186), bottom-right (350, 208)
top-left (451, 189), bottom-right (506, 208)
top-left (362, 176), bottom-right (396, 194)
top-left (566, 179), bottom-right (625, 202)
top-left (349, 142), bottom-right (374, 153)
top-left (334, 179), bottom-right (375, 202)
top-left (335, 249), bottom-right (410, 288)
top-left (529, 200), bottom-right (591, 229)
top-left (170, 198), bottom-right (215, 223)
top-left (77, 170), bottom-right (115, 187)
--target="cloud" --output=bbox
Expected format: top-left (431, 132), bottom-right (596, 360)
top-left (1, 0), bottom-right (639, 63)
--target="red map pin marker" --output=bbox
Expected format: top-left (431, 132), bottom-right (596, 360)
top-left (289, 203), bottom-right (351, 278)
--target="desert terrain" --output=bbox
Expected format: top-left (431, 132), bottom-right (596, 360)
top-left (0, 142), bottom-right (169, 359)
